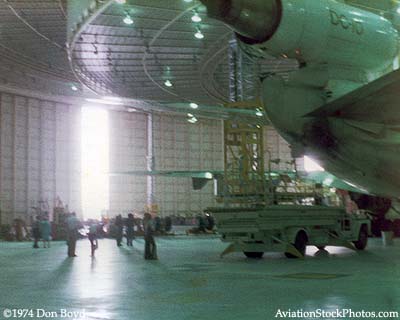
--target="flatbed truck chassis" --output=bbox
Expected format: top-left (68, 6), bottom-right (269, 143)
top-left (208, 205), bottom-right (371, 259)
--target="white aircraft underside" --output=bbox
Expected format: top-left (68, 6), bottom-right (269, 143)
top-left (200, 0), bottom-right (400, 198)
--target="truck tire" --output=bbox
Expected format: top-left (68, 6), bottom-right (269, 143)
top-left (285, 231), bottom-right (308, 259)
top-left (353, 225), bottom-right (368, 250)
top-left (243, 252), bottom-right (264, 259)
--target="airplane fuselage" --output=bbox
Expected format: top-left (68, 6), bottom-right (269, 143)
top-left (201, 0), bottom-right (400, 197)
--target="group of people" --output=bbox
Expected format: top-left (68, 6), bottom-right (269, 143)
top-left (31, 215), bottom-right (52, 248)
top-left (28, 210), bottom-right (183, 261)
top-left (111, 213), bottom-right (157, 260)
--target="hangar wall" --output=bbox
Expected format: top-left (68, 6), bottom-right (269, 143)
top-left (153, 115), bottom-right (224, 216)
top-left (264, 127), bottom-right (304, 172)
top-left (0, 92), bottom-right (82, 225)
top-left (108, 112), bottom-right (224, 217)
top-left (108, 111), bottom-right (148, 216)
top-left (108, 112), bottom-right (299, 217)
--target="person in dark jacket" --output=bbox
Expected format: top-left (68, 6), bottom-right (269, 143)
top-left (66, 212), bottom-right (80, 257)
top-left (143, 213), bottom-right (157, 260)
top-left (32, 216), bottom-right (41, 249)
top-left (88, 222), bottom-right (98, 257)
top-left (115, 215), bottom-right (124, 247)
top-left (126, 213), bottom-right (135, 246)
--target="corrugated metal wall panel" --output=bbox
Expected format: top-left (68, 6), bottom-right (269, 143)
top-left (0, 92), bottom-right (81, 225)
top-left (108, 111), bottom-right (148, 216)
top-left (153, 115), bottom-right (223, 217)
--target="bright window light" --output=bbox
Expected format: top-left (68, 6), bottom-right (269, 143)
top-left (304, 156), bottom-right (325, 172)
top-left (81, 107), bottom-right (109, 220)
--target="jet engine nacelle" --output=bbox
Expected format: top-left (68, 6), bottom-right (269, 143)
top-left (201, 0), bottom-right (399, 74)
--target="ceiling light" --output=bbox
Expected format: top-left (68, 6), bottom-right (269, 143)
top-left (255, 108), bottom-right (263, 117)
top-left (194, 29), bottom-right (204, 39)
top-left (164, 80), bottom-right (173, 87)
top-left (187, 113), bottom-right (194, 118)
top-left (115, 0), bottom-right (126, 3)
top-left (190, 103), bottom-right (198, 109)
top-left (127, 108), bottom-right (137, 113)
top-left (397, 7), bottom-right (400, 14)
top-left (123, 14), bottom-right (133, 25)
top-left (188, 117), bottom-right (198, 124)
top-left (191, 12), bottom-right (202, 23)
top-left (71, 84), bottom-right (78, 91)
top-left (184, 0), bottom-right (193, 2)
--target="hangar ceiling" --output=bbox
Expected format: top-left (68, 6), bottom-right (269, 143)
top-left (67, 0), bottom-right (298, 105)
top-left (0, 0), bottom-right (398, 108)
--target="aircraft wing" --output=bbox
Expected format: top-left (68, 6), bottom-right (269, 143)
top-left (110, 170), bottom-right (223, 190)
top-left (306, 69), bottom-right (400, 124)
top-left (110, 169), bottom-right (367, 194)
top-left (299, 171), bottom-right (368, 194)
top-left (110, 170), bottom-right (222, 179)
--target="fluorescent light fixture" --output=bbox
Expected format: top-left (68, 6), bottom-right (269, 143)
top-left (85, 98), bottom-right (124, 106)
top-left (71, 84), bottom-right (78, 91)
top-left (194, 29), bottom-right (204, 39)
top-left (187, 113), bottom-right (194, 118)
top-left (191, 12), bottom-right (202, 23)
top-left (255, 108), bottom-right (263, 117)
top-left (164, 79), bottom-right (173, 87)
top-left (190, 103), bottom-right (199, 109)
top-left (127, 108), bottom-right (137, 113)
top-left (115, 0), bottom-right (126, 3)
top-left (123, 14), bottom-right (133, 25)
top-left (188, 117), bottom-right (198, 124)
top-left (184, 0), bottom-right (193, 2)
top-left (397, 7), bottom-right (400, 14)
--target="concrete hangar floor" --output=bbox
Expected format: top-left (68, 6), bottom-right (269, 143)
top-left (0, 237), bottom-right (399, 320)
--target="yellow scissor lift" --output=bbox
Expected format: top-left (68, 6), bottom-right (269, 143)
top-left (222, 99), bottom-right (268, 207)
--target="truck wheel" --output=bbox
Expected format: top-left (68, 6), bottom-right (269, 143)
top-left (353, 225), bottom-right (368, 250)
top-left (243, 252), bottom-right (264, 259)
top-left (316, 246), bottom-right (326, 250)
top-left (285, 231), bottom-right (308, 259)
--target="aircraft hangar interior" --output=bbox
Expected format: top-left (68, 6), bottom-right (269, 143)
top-left (1, 0), bottom-right (400, 319)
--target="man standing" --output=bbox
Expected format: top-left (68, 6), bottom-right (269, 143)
top-left (126, 213), bottom-right (135, 247)
top-left (32, 216), bottom-right (41, 249)
top-left (143, 213), bottom-right (157, 260)
top-left (66, 212), bottom-right (80, 257)
top-left (115, 215), bottom-right (124, 247)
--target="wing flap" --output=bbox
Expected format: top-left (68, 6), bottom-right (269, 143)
top-left (306, 69), bottom-right (400, 124)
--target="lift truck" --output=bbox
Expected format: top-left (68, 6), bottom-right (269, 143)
top-left (209, 205), bottom-right (371, 259)
top-left (211, 100), bottom-right (371, 259)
